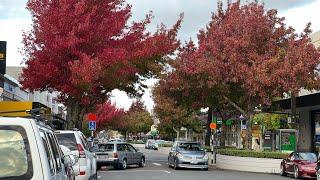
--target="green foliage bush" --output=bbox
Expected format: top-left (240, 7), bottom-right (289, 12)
top-left (216, 148), bottom-right (289, 159)
top-left (158, 143), bottom-right (173, 147)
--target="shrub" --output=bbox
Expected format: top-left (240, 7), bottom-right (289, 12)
top-left (158, 143), bottom-right (173, 147)
top-left (216, 148), bottom-right (289, 159)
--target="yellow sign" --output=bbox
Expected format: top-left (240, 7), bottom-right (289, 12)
top-left (0, 53), bottom-right (4, 60)
top-left (0, 101), bottom-right (33, 117)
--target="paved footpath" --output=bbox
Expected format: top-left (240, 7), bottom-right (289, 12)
top-left (97, 144), bottom-right (290, 180)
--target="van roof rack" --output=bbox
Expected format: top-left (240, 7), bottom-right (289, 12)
top-left (0, 108), bottom-right (53, 126)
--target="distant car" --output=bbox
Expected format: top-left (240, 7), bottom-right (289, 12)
top-left (0, 117), bottom-right (73, 180)
top-left (145, 139), bottom-right (159, 150)
top-left (168, 141), bottom-right (208, 170)
top-left (280, 152), bottom-right (317, 179)
top-left (55, 130), bottom-right (97, 180)
top-left (109, 138), bottom-right (124, 143)
top-left (93, 142), bottom-right (145, 170)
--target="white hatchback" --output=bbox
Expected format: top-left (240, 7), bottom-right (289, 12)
top-left (55, 130), bottom-right (97, 180)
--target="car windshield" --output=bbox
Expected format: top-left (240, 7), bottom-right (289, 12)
top-left (55, 133), bottom-right (77, 151)
top-left (296, 153), bottom-right (317, 162)
top-left (177, 143), bottom-right (202, 151)
top-left (0, 127), bottom-right (32, 179)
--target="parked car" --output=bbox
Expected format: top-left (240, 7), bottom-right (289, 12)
top-left (93, 142), bottom-right (145, 170)
top-left (317, 158), bottom-right (320, 180)
top-left (109, 138), bottom-right (124, 143)
top-left (55, 130), bottom-right (97, 180)
top-left (145, 139), bottom-right (159, 150)
top-left (280, 152), bottom-right (317, 179)
top-left (168, 141), bottom-right (208, 170)
top-left (0, 117), bottom-right (74, 180)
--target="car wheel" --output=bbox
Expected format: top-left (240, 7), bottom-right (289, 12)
top-left (174, 159), bottom-right (179, 170)
top-left (97, 165), bottom-right (101, 171)
top-left (280, 164), bottom-right (287, 176)
top-left (139, 157), bottom-right (146, 167)
top-left (317, 171), bottom-right (320, 180)
top-left (294, 166), bottom-right (300, 179)
top-left (121, 159), bottom-right (127, 170)
top-left (90, 173), bottom-right (97, 180)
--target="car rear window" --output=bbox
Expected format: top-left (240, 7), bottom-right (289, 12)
top-left (0, 126), bottom-right (33, 179)
top-left (98, 144), bottom-right (114, 152)
top-left (55, 133), bottom-right (77, 151)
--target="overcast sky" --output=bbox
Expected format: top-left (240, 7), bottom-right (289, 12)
top-left (0, 0), bottom-right (320, 112)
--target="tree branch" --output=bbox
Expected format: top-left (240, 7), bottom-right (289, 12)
top-left (223, 96), bottom-right (247, 117)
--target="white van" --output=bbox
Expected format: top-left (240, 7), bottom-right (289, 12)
top-left (0, 117), bottom-right (75, 180)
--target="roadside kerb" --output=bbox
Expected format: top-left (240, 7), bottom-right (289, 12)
top-left (209, 154), bottom-right (282, 174)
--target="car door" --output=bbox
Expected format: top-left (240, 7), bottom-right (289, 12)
top-left (47, 132), bottom-right (66, 179)
top-left (124, 144), bottom-right (135, 164)
top-left (39, 130), bottom-right (59, 180)
top-left (286, 153), bottom-right (296, 173)
top-left (127, 144), bottom-right (140, 164)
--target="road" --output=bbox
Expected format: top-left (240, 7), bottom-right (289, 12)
top-left (97, 144), bottom-right (290, 180)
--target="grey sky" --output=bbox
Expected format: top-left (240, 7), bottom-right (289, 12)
top-left (127, 0), bottom-right (318, 42)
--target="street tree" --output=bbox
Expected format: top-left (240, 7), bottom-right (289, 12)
top-left (153, 81), bottom-right (202, 139)
top-left (95, 101), bottom-right (125, 131)
top-left (98, 100), bottom-right (153, 138)
top-left (21, 0), bottom-right (182, 129)
top-left (160, 1), bottom-right (320, 148)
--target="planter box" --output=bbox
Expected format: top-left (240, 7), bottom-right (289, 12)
top-left (215, 154), bottom-right (282, 174)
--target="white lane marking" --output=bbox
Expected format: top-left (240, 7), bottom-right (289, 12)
top-left (152, 163), bottom-right (162, 166)
top-left (98, 176), bottom-right (101, 179)
top-left (105, 170), bottom-right (171, 174)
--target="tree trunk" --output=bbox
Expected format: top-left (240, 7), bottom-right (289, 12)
top-left (247, 114), bottom-right (253, 150)
top-left (205, 107), bottom-right (213, 146)
top-left (66, 98), bottom-right (86, 131)
top-left (173, 127), bottom-right (180, 140)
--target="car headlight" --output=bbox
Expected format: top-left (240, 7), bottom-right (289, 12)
top-left (203, 154), bottom-right (209, 160)
top-left (176, 153), bottom-right (184, 159)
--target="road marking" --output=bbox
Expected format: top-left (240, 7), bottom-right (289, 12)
top-left (152, 163), bottom-right (162, 166)
top-left (98, 176), bottom-right (101, 179)
top-left (105, 170), bottom-right (171, 174)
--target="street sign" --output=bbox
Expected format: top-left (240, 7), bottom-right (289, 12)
top-left (210, 122), bottom-right (217, 129)
top-left (87, 113), bottom-right (97, 121)
top-left (241, 124), bottom-right (247, 130)
top-left (88, 121), bottom-right (96, 131)
top-left (217, 119), bottom-right (223, 125)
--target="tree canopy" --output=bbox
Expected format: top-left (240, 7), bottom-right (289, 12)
top-left (21, 0), bottom-right (182, 129)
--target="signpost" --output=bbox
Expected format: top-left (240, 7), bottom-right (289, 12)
top-left (87, 113), bottom-right (97, 142)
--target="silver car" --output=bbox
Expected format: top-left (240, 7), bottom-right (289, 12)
top-left (94, 142), bottom-right (145, 170)
top-left (168, 141), bottom-right (209, 170)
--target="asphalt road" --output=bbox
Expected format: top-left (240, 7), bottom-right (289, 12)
top-left (97, 144), bottom-right (291, 180)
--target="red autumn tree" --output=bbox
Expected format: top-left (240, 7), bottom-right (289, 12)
top-left (160, 1), bottom-right (320, 148)
top-left (94, 101), bottom-right (125, 131)
top-left (21, 0), bottom-right (182, 129)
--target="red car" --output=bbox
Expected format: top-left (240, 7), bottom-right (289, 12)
top-left (280, 152), bottom-right (317, 179)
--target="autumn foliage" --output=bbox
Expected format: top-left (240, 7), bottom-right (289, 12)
top-left (156, 1), bottom-right (320, 147)
top-left (21, 0), bottom-right (182, 129)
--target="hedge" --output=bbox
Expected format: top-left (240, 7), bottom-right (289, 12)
top-left (158, 143), bottom-right (173, 147)
top-left (215, 148), bottom-right (289, 159)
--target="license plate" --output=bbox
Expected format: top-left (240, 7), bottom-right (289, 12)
top-left (191, 160), bottom-right (198, 164)
top-left (99, 155), bottom-right (107, 159)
